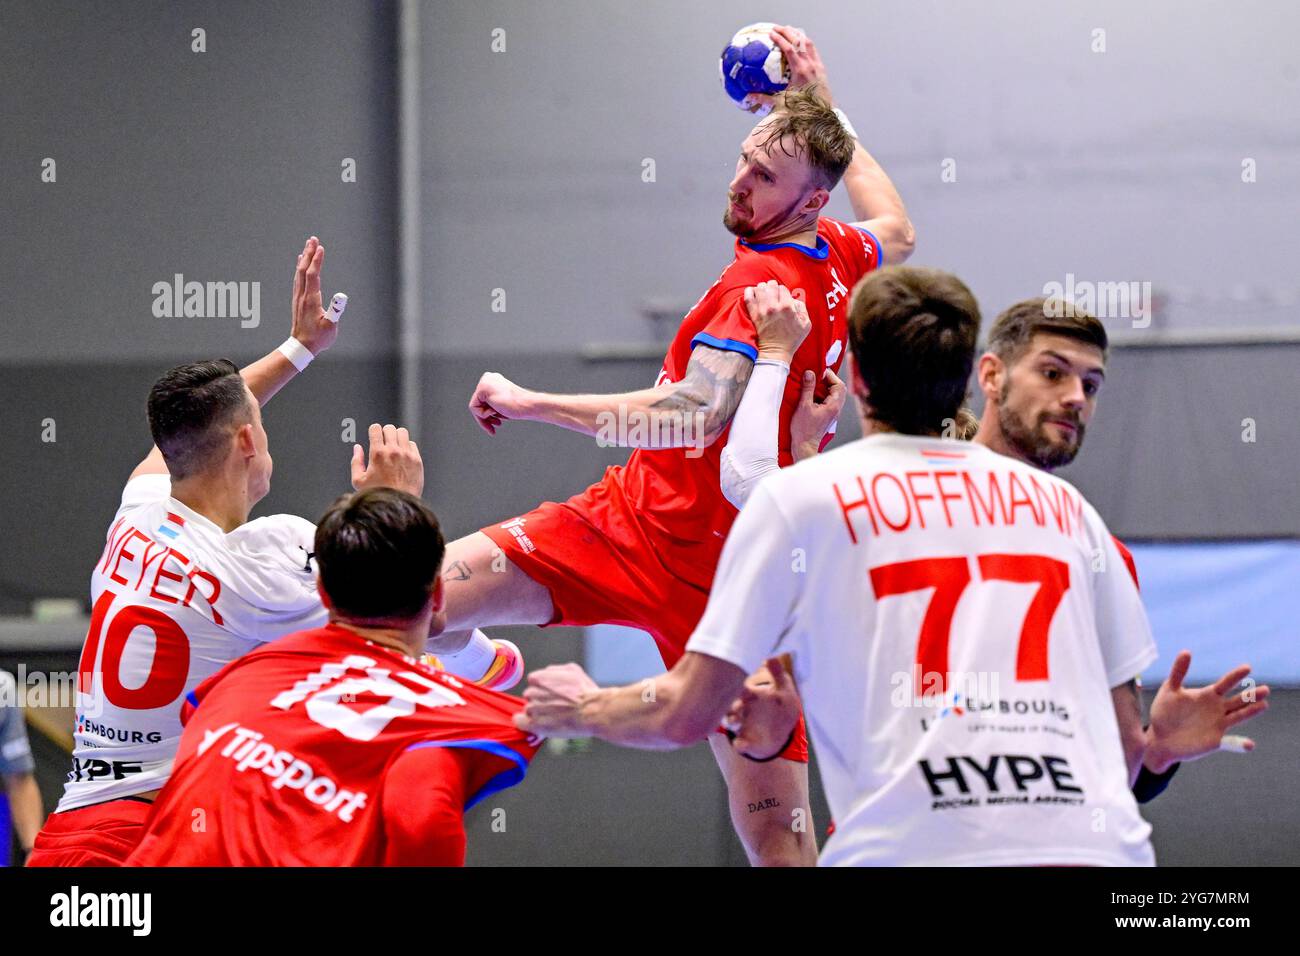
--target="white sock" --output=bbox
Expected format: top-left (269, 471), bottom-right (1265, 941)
top-left (438, 629), bottom-right (497, 682)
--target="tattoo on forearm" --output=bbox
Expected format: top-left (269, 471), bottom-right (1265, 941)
top-left (747, 797), bottom-right (782, 814)
top-left (445, 560), bottom-right (472, 583)
top-left (651, 345), bottom-right (754, 438)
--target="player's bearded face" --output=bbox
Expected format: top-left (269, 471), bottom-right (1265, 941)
top-left (724, 128), bottom-right (815, 241)
top-left (996, 340), bottom-right (1104, 470)
top-left (997, 384), bottom-right (1086, 470)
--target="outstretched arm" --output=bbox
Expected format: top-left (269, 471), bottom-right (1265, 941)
top-left (130, 236), bottom-right (345, 479)
top-left (516, 652), bottom-right (747, 751)
top-left (770, 25), bottom-right (915, 265)
top-left (469, 344), bottom-right (755, 451)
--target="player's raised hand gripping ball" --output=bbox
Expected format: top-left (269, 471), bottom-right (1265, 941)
top-left (719, 22), bottom-right (790, 115)
top-left (767, 25), bottom-right (834, 102)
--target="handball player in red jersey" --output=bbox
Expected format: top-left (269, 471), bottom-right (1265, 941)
top-left (128, 487), bottom-right (540, 866)
top-left (428, 27), bottom-right (915, 865)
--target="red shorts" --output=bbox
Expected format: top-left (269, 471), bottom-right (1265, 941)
top-left (481, 470), bottom-right (808, 763)
top-left (27, 798), bottom-right (153, 867)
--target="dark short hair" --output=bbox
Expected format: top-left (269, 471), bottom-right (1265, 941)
top-left (847, 266), bottom-right (981, 435)
top-left (314, 487), bottom-right (445, 623)
top-left (987, 297), bottom-right (1109, 364)
top-left (146, 359), bottom-right (252, 480)
top-left (759, 84), bottom-right (856, 191)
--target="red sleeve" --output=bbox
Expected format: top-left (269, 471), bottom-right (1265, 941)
top-left (850, 223), bottom-right (886, 272)
top-left (1112, 536), bottom-right (1140, 590)
top-left (379, 745), bottom-right (526, 867)
top-left (180, 665), bottom-right (228, 726)
top-left (690, 286), bottom-right (760, 362)
top-left (381, 746), bottom-right (470, 866)
top-left (822, 218), bottom-right (885, 282)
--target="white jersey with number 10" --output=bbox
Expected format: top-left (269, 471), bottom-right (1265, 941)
top-left (687, 433), bottom-right (1157, 866)
top-left (59, 474), bottom-right (327, 811)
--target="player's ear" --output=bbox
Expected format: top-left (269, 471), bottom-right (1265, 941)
top-left (846, 351), bottom-right (870, 402)
top-left (977, 352), bottom-right (1004, 404)
top-left (805, 187), bottom-right (830, 214)
top-left (234, 422), bottom-right (256, 458)
top-left (424, 577), bottom-right (447, 639)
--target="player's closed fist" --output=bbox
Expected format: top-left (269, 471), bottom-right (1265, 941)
top-left (351, 423), bottom-right (424, 497)
top-left (515, 663), bottom-right (600, 738)
top-left (469, 372), bottom-right (533, 435)
top-left (290, 236), bottom-right (342, 357)
top-left (725, 655), bottom-right (802, 760)
top-left (746, 279), bottom-right (811, 363)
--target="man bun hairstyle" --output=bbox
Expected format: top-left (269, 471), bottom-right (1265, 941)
top-left (146, 359), bottom-right (252, 480)
top-left (847, 266), bottom-right (981, 435)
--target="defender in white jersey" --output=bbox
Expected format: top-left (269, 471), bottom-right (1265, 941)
top-left (61, 478), bottom-right (329, 809)
top-left (516, 266), bottom-right (1158, 866)
top-left (716, 288), bottom-right (1271, 811)
top-left (29, 237), bottom-right (432, 867)
top-left (967, 296), bottom-right (1270, 801)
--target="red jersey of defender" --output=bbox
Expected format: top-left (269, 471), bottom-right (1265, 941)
top-left (620, 217), bottom-right (882, 588)
top-left (127, 624), bottom-right (539, 866)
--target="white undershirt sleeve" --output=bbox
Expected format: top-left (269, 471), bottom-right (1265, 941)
top-left (719, 359), bottom-right (788, 509)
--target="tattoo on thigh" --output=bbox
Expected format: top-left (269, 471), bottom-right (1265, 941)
top-left (445, 560), bottom-right (473, 582)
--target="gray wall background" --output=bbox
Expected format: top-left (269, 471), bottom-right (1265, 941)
top-left (421, 0), bottom-right (1300, 355)
top-left (0, 0), bottom-right (1295, 865)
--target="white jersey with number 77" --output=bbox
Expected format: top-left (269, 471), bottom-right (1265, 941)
top-left (59, 474), bottom-right (328, 811)
top-left (687, 433), bottom-right (1157, 867)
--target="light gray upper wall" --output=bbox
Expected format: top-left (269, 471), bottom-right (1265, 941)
top-left (421, 0), bottom-right (1300, 356)
top-left (0, 0), bottom-right (399, 364)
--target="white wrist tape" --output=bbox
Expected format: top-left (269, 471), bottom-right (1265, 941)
top-left (278, 337), bottom-right (315, 372)
top-left (832, 107), bottom-right (859, 140)
top-left (755, 358), bottom-right (791, 372)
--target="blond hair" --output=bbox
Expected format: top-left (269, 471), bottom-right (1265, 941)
top-left (756, 84), bottom-right (856, 190)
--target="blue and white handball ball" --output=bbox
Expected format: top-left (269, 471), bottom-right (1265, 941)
top-left (719, 22), bottom-right (790, 115)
